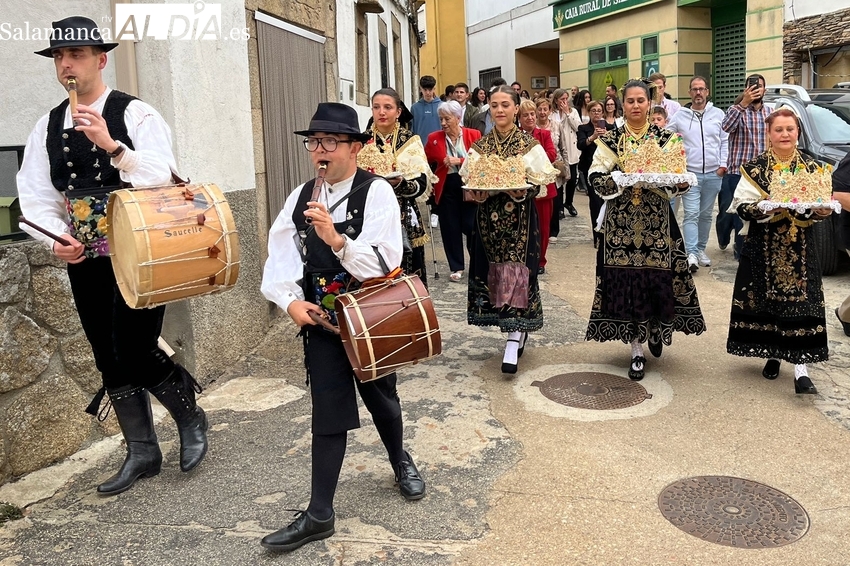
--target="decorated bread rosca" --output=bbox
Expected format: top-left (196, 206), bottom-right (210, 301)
top-left (460, 148), bottom-right (557, 191)
top-left (608, 130), bottom-right (697, 190)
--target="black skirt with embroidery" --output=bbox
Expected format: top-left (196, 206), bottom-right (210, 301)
top-left (585, 185), bottom-right (706, 345)
top-left (726, 217), bottom-right (828, 364)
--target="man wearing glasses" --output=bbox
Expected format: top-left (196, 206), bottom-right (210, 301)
top-left (260, 102), bottom-right (426, 552)
top-left (668, 76), bottom-right (728, 272)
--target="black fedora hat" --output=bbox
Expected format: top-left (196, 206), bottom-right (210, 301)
top-left (294, 103), bottom-right (370, 142)
top-left (35, 16), bottom-right (119, 58)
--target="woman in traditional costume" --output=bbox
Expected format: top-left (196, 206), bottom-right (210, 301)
top-left (585, 79), bottom-right (706, 380)
top-left (359, 88), bottom-right (435, 282)
top-left (726, 108), bottom-right (835, 394)
top-left (462, 86), bottom-right (558, 374)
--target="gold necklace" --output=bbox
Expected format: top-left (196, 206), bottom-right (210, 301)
top-left (624, 120), bottom-right (650, 140)
top-left (770, 148), bottom-right (797, 166)
top-left (492, 125), bottom-right (517, 156)
top-left (373, 122), bottom-right (400, 156)
top-left (618, 121), bottom-right (651, 207)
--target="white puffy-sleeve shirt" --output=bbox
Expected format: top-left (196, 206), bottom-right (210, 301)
top-left (16, 87), bottom-right (177, 248)
top-left (261, 173), bottom-right (402, 313)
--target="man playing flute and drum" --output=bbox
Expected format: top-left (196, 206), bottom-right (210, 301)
top-left (260, 102), bottom-right (426, 552)
top-left (17, 16), bottom-right (208, 496)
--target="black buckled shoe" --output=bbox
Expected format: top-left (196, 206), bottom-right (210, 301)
top-left (261, 511), bottom-right (335, 552)
top-left (794, 375), bottom-right (818, 395)
top-left (395, 451), bottom-right (426, 500)
top-left (628, 356), bottom-right (646, 381)
top-left (567, 205), bottom-right (578, 217)
top-left (836, 308), bottom-right (850, 337)
top-left (762, 359), bottom-right (781, 380)
top-left (648, 327), bottom-right (663, 358)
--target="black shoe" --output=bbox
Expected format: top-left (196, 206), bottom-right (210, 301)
top-left (503, 336), bottom-right (521, 374)
top-left (794, 375), bottom-right (818, 395)
top-left (97, 386), bottom-right (162, 496)
top-left (537, 266), bottom-right (545, 275)
top-left (628, 356), bottom-right (646, 381)
top-left (648, 327), bottom-right (663, 358)
top-left (396, 452), bottom-right (426, 500)
top-left (517, 332), bottom-right (528, 358)
top-left (559, 211), bottom-right (566, 219)
top-left (567, 205), bottom-right (578, 217)
top-left (762, 359), bottom-right (781, 380)
top-left (261, 511), bottom-right (335, 551)
top-left (836, 308), bottom-right (850, 337)
top-left (149, 366), bottom-right (209, 472)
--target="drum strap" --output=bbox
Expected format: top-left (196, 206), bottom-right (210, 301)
top-left (296, 176), bottom-right (377, 263)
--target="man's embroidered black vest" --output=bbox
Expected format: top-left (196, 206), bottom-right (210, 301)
top-left (293, 169), bottom-right (377, 324)
top-left (46, 90), bottom-right (136, 194)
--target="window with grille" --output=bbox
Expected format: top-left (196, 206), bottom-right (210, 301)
top-left (479, 67), bottom-right (502, 90)
top-left (713, 21), bottom-right (746, 111)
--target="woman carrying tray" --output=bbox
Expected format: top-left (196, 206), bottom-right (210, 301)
top-left (726, 108), bottom-right (837, 394)
top-left (585, 79), bottom-right (706, 381)
top-left (461, 86), bottom-right (558, 374)
top-left (359, 88), bottom-right (435, 283)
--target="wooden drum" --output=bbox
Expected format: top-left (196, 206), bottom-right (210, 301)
top-left (335, 275), bottom-right (441, 382)
top-left (107, 183), bottom-right (240, 308)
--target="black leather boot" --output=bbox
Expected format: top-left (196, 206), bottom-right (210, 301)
top-left (149, 365), bottom-right (208, 472)
top-left (97, 386), bottom-right (162, 496)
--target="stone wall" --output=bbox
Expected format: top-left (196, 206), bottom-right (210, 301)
top-left (783, 8), bottom-right (850, 84)
top-left (0, 242), bottom-right (118, 486)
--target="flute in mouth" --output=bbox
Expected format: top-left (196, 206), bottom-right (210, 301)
top-left (306, 162), bottom-right (328, 224)
top-left (67, 77), bottom-right (78, 126)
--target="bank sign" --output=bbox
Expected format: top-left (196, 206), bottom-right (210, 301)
top-left (552, 0), bottom-right (663, 30)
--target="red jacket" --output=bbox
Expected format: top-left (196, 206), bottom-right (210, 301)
top-left (529, 127), bottom-right (557, 201)
top-left (425, 127), bottom-right (482, 204)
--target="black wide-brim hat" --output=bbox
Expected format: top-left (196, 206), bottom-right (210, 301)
top-left (294, 102), bottom-right (370, 142)
top-left (35, 16), bottom-right (119, 57)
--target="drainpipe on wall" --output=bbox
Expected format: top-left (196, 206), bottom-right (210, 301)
top-left (434, 0), bottom-right (441, 84)
top-left (109, 0), bottom-right (139, 96)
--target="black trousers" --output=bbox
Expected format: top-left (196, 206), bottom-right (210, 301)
top-left (563, 163), bottom-right (578, 208)
top-left (438, 172), bottom-right (476, 273)
top-left (67, 256), bottom-right (175, 390)
top-left (303, 327), bottom-right (402, 436)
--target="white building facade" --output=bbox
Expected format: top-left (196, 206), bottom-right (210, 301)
top-left (465, 0), bottom-right (560, 93)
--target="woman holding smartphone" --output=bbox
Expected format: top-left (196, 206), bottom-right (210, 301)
top-left (577, 100), bottom-right (615, 247)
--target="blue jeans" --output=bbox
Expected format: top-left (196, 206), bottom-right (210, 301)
top-left (716, 173), bottom-right (744, 258)
top-left (682, 172), bottom-right (722, 256)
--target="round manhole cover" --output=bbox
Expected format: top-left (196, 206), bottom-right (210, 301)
top-left (530, 372), bottom-right (651, 410)
top-left (658, 476), bottom-right (810, 548)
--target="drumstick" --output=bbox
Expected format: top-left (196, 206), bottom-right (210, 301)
top-left (67, 77), bottom-right (78, 127)
top-left (308, 310), bottom-right (340, 334)
top-left (305, 162), bottom-right (328, 225)
top-left (18, 216), bottom-right (72, 246)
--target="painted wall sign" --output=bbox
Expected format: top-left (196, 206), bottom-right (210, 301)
top-left (552, 0), bottom-right (664, 30)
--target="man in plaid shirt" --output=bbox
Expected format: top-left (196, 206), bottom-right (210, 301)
top-left (719, 74), bottom-right (770, 259)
